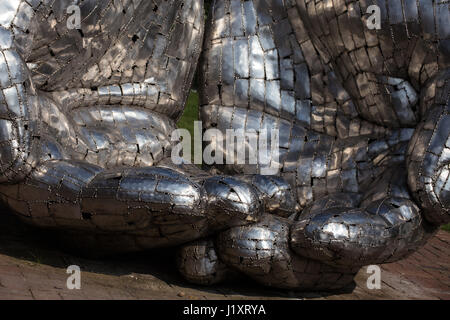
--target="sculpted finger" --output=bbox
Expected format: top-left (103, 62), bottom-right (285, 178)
top-left (407, 99), bottom-right (450, 225)
top-left (202, 176), bottom-right (263, 230)
top-left (177, 238), bottom-right (235, 285)
top-left (216, 215), bottom-right (357, 290)
top-left (290, 168), bottom-right (436, 267)
top-left (236, 175), bottom-right (298, 218)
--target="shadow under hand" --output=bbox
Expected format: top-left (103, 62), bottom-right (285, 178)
top-left (0, 204), bottom-right (355, 299)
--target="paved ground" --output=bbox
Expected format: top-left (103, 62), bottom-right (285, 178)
top-left (0, 209), bottom-right (448, 300)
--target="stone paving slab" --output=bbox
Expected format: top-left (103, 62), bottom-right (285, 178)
top-left (0, 209), bottom-right (448, 300)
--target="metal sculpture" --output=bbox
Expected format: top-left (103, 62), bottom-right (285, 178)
top-left (0, 0), bottom-right (448, 290)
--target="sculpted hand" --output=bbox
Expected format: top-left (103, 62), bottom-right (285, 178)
top-left (0, 1), bottom-right (296, 256)
top-left (177, 0), bottom-right (447, 290)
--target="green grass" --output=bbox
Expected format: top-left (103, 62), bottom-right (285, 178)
top-left (177, 90), bottom-right (199, 162)
top-left (177, 90), bottom-right (199, 137)
top-left (442, 224), bottom-right (450, 232)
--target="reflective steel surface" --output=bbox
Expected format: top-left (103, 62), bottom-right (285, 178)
top-left (0, 0), bottom-right (448, 290)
